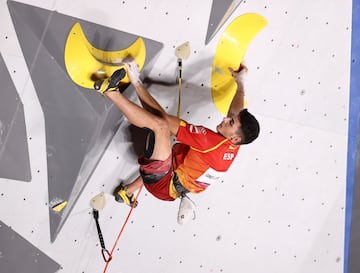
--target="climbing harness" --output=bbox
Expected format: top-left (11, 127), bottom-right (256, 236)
top-left (172, 171), bottom-right (189, 197)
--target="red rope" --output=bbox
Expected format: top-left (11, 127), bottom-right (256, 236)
top-left (103, 185), bottom-right (143, 273)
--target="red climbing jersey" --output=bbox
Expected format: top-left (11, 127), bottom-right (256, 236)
top-left (173, 120), bottom-right (240, 194)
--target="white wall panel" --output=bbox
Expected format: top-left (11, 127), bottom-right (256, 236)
top-left (0, 0), bottom-right (352, 272)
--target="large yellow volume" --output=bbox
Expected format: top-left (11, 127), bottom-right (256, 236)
top-left (64, 22), bottom-right (146, 89)
top-left (212, 13), bottom-right (267, 114)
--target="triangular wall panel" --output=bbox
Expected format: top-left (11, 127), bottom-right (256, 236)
top-left (8, 0), bottom-right (163, 242)
top-left (205, 0), bottom-right (243, 45)
top-left (0, 53), bottom-right (31, 182)
top-left (0, 220), bottom-right (60, 273)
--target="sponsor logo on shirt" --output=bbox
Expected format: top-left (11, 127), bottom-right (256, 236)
top-left (196, 168), bottom-right (224, 185)
top-left (189, 124), bottom-right (207, 135)
top-left (205, 173), bottom-right (220, 180)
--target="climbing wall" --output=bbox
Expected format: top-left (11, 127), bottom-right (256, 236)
top-left (0, 0), bottom-right (358, 273)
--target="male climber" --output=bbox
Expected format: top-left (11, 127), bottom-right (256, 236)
top-left (98, 60), bottom-right (259, 224)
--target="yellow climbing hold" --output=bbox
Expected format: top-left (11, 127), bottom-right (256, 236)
top-left (211, 13), bottom-right (267, 114)
top-left (52, 200), bottom-right (68, 212)
top-left (64, 22), bottom-right (146, 89)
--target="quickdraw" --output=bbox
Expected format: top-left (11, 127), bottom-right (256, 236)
top-left (92, 209), bottom-right (112, 262)
top-left (175, 41), bottom-right (190, 117)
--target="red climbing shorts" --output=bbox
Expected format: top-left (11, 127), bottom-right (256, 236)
top-left (138, 154), bottom-right (177, 201)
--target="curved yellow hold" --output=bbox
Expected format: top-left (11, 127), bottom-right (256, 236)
top-left (211, 13), bottom-right (267, 114)
top-left (64, 22), bottom-right (146, 89)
